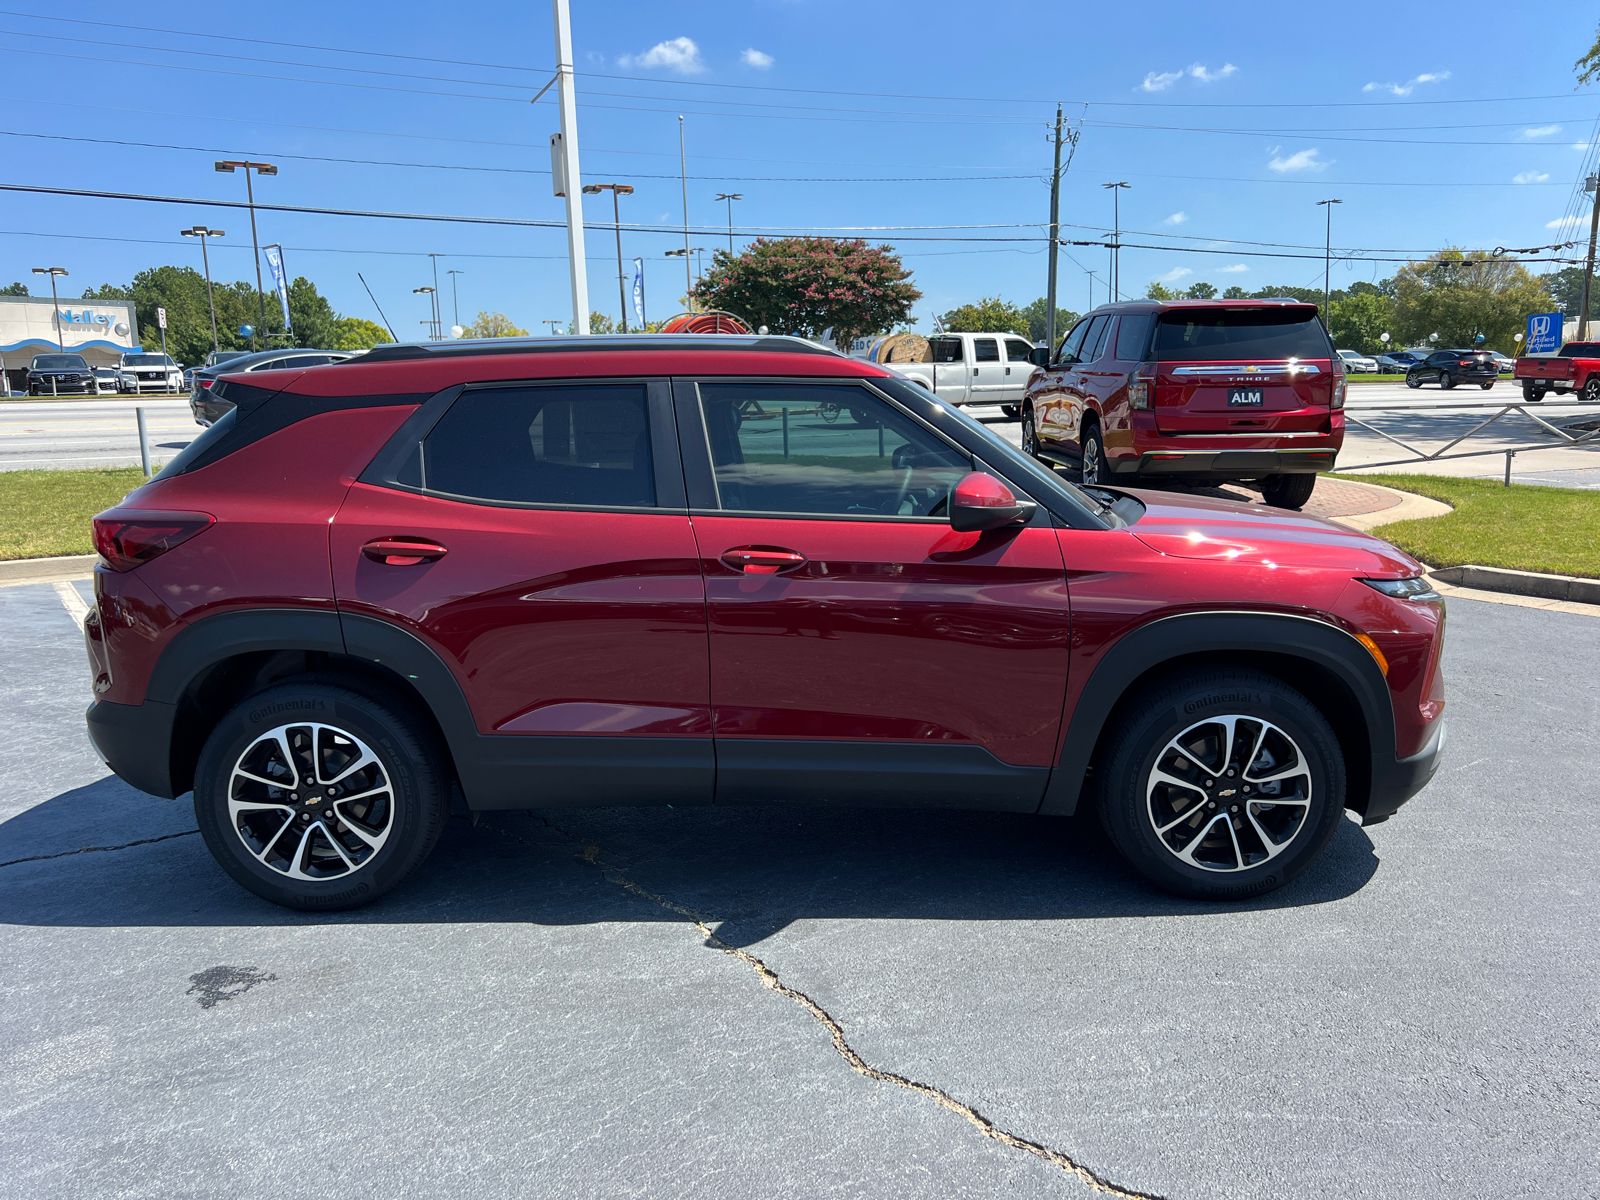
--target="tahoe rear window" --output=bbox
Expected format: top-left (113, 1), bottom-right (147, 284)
top-left (1152, 309), bottom-right (1332, 361)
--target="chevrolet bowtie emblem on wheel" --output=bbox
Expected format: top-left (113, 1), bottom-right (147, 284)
top-left (1218, 787), bottom-right (1238, 798)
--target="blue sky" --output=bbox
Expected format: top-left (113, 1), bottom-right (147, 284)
top-left (3, 0), bottom-right (1598, 339)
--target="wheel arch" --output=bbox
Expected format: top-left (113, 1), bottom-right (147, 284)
top-left (1039, 611), bottom-right (1394, 821)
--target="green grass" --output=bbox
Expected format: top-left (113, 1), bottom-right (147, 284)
top-left (0, 468), bottom-right (145, 560)
top-left (1346, 373), bottom-right (1409, 383)
top-left (1338, 473), bottom-right (1600, 579)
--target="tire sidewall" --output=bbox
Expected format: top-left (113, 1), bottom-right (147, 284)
top-left (193, 685), bottom-right (444, 909)
top-left (1099, 674), bottom-right (1346, 899)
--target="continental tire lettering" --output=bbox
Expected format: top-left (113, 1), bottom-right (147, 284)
top-left (248, 699), bottom-right (329, 722)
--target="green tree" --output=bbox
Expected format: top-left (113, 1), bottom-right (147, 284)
top-left (690, 237), bottom-right (919, 349)
top-left (1222, 285), bottom-right (1249, 300)
top-left (1251, 283), bottom-right (1323, 304)
top-left (1578, 22), bottom-right (1599, 84)
top-left (461, 310), bottom-right (528, 338)
top-left (1327, 290), bottom-right (1394, 353)
top-left (1, 281), bottom-right (27, 297)
top-left (1184, 281), bottom-right (1218, 300)
top-left (333, 317), bottom-right (391, 351)
top-left (1542, 266), bottom-right (1594, 324)
top-left (286, 276), bottom-right (339, 348)
top-left (1020, 296), bottom-right (1078, 343)
top-left (941, 296), bottom-right (1029, 337)
top-left (581, 311), bottom-right (617, 335)
top-left (1392, 250), bottom-right (1552, 351)
top-left (1145, 282), bottom-right (1179, 301)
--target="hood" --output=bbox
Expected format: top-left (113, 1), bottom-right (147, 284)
top-left (1122, 487), bottom-right (1422, 576)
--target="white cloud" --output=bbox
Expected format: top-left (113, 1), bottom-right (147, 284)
top-left (618, 36), bottom-right (705, 74)
top-left (1573, 141), bottom-right (1593, 152)
top-left (1219, 263), bottom-right (1250, 273)
top-left (1523, 124), bottom-right (1561, 138)
top-left (1139, 69), bottom-right (1183, 93)
top-left (1362, 69), bottom-right (1450, 97)
top-left (1158, 267), bottom-right (1193, 283)
top-left (741, 47), bottom-right (774, 69)
top-left (1267, 146), bottom-right (1328, 173)
top-left (1546, 214), bottom-right (1587, 230)
top-left (1513, 170), bottom-right (1551, 184)
top-left (1163, 211), bottom-right (1188, 226)
top-left (1188, 62), bottom-right (1237, 84)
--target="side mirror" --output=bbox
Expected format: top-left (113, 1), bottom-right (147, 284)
top-left (1028, 345), bottom-right (1050, 367)
top-left (949, 471), bottom-right (1036, 533)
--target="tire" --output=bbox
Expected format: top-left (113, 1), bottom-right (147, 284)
top-left (1261, 473), bottom-right (1317, 510)
top-left (1095, 668), bottom-right (1346, 900)
top-left (1583, 376), bottom-right (1600, 403)
top-left (1405, 373), bottom-right (1421, 389)
top-left (1523, 384), bottom-right (1547, 403)
top-left (1020, 404), bottom-right (1042, 459)
top-left (1078, 420), bottom-right (1106, 486)
top-left (1439, 371), bottom-right (1455, 390)
top-left (1480, 381), bottom-right (1494, 390)
top-left (193, 683), bottom-right (451, 911)
top-left (1001, 404), bottom-right (1021, 420)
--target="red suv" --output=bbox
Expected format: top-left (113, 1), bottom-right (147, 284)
top-left (83, 336), bottom-right (1443, 910)
top-left (1021, 299), bottom-right (1345, 509)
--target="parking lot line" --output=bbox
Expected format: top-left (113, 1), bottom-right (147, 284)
top-left (52, 580), bottom-right (88, 625)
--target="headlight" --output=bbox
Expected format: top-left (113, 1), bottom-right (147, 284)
top-left (1360, 575), bottom-right (1440, 601)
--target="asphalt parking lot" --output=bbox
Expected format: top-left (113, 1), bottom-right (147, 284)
top-left (2, 575), bottom-right (1596, 1199)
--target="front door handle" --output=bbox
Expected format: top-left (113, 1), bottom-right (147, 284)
top-left (362, 537), bottom-right (448, 566)
top-left (720, 546), bottom-right (806, 575)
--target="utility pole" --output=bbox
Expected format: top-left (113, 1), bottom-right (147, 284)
top-left (679, 116), bottom-right (693, 310)
top-left (181, 226), bottom-right (225, 354)
top-left (214, 160), bottom-right (276, 349)
top-left (447, 269), bottom-right (463, 330)
top-left (1317, 198), bottom-right (1343, 322)
top-left (428, 253), bottom-right (443, 334)
top-left (413, 286), bottom-right (438, 340)
top-left (583, 183), bottom-right (635, 332)
top-left (551, 0), bottom-right (589, 334)
top-left (1580, 174), bottom-right (1599, 340)
top-left (1045, 105), bottom-right (1064, 350)
top-left (1102, 182), bottom-right (1130, 301)
top-left (714, 192), bottom-right (742, 255)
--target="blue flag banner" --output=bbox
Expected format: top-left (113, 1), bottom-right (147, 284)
top-left (632, 258), bottom-right (646, 327)
top-left (263, 245), bottom-right (292, 332)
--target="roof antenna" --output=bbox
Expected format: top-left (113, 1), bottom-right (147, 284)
top-left (357, 272), bottom-right (398, 342)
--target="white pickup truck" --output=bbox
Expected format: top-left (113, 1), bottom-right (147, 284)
top-left (872, 332), bottom-right (1045, 416)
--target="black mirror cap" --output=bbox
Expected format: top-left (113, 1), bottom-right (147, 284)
top-left (1028, 345), bottom-right (1051, 367)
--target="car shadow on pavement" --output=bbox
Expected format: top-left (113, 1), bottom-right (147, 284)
top-left (0, 775), bottom-right (1380, 941)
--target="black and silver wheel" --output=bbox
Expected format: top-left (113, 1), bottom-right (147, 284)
top-left (1261, 472), bottom-right (1316, 510)
top-left (1582, 377), bottom-right (1600, 403)
top-left (1079, 421), bottom-right (1105, 485)
top-left (1439, 371), bottom-right (1455, 390)
top-left (1523, 384), bottom-right (1546, 402)
top-left (1096, 669), bottom-right (1345, 899)
top-left (1480, 380), bottom-right (1494, 390)
top-left (1021, 404), bottom-right (1041, 458)
top-left (194, 684), bottom-right (450, 910)
top-left (1405, 373), bottom-right (1421, 389)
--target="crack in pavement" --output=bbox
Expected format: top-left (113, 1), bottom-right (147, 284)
top-left (497, 818), bottom-right (1166, 1200)
top-left (0, 828), bottom-right (199, 870)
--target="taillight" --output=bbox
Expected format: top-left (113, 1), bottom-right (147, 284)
top-left (1332, 372), bottom-right (1346, 409)
top-left (199, 378), bottom-right (215, 391)
top-left (1128, 362), bottom-right (1156, 409)
top-left (92, 510), bottom-right (213, 572)
top-left (1458, 359), bottom-right (1473, 367)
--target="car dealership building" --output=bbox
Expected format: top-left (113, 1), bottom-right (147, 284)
top-left (0, 295), bottom-right (140, 394)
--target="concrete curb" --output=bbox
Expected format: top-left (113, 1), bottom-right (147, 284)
top-left (1431, 564), bottom-right (1600, 605)
top-left (1325, 479), bottom-right (1453, 532)
top-left (0, 554), bottom-right (97, 585)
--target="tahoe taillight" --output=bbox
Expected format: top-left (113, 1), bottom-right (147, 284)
top-left (92, 510), bottom-right (214, 572)
top-left (1128, 363), bottom-right (1156, 409)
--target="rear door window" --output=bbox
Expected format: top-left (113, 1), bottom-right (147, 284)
top-left (1152, 309), bottom-right (1332, 360)
top-left (972, 338), bottom-right (1000, 363)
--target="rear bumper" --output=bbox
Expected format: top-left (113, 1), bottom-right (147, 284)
top-left (1362, 716), bottom-right (1446, 826)
top-left (86, 698), bottom-right (180, 799)
top-left (1115, 447), bottom-right (1339, 478)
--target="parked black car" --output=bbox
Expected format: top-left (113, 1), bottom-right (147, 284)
top-left (190, 348), bottom-right (359, 425)
top-left (1405, 349), bottom-right (1498, 390)
top-left (27, 353), bottom-right (95, 396)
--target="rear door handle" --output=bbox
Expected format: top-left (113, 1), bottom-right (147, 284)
top-left (362, 537), bottom-right (448, 566)
top-left (720, 547), bottom-right (806, 575)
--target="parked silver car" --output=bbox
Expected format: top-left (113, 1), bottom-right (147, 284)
top-left (1337, 349), bottom-right (1380, 374)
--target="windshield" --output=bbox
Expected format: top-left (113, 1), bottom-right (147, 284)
top-left (1153, 308), bottom-right (1332, 361)
top-left (123, 354), bottom-right (173, 367)
top-left (32, 355), bottom-right (87, 370)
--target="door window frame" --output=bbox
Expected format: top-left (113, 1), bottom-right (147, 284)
top-left (358, 377), bottom-right (686, 513)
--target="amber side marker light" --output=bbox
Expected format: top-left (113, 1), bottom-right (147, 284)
top-left (1353, 632), bottom-right (1390, 677)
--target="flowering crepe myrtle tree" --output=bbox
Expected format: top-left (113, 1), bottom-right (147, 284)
top-left (690, 237), bottom-right (920, 349)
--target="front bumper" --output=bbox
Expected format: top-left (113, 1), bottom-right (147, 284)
top-left (30, 377), bottom-right (95, 394)
top-left (85, 698), bottom-right (180, 799)
top-left (1362, 717), bottom-right (1447, 825)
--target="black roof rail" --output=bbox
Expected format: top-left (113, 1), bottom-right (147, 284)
top-left (356, 334), bottom-right (839, 363)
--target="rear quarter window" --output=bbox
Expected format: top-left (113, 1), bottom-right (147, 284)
top-left (1153, 309), bottom-right (1332, 361)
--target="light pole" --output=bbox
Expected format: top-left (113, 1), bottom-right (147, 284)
top-left (582, 182), bottom-right (635, 332)
top-left (666, 247), bottom-right (705, 294)
top-left (413, 286), bottom-right (438, 340)
top-left (180, 226), bottom-right (225, 354)
top-left (1317, 198), bottom-right (1343, 321)
top-left (31, 266), bottom-right (68, 352)
top-left (446, 269), bottom-right (463, 330)
top-left (214, 160), bottom-right (276, 349)
top-left (1102, 182), bottom-right (1130, 301)
top-left (713, 192), bottom-right (742, 255)
top-left (544, 319), bottom-right (564, 335)
top-left (678, 115), bottom-right (693, 308)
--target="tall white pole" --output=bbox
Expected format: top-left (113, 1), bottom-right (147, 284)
top-left (679, 116), bottom-right (693, 311)
top-left (553, 0), bottom-right (590, 334)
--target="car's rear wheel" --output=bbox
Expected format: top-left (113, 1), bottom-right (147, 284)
top-left (1480, 381), bottom-right (1494, 390)
top-left (1582, 377), bottom-right (1600, 403)
top-left (1261, 473), bottom-right (1316, 510)
top-left (1523, 384), bottom-right (1546, 402)
top-left (1439, 371), bottom-right (1455, 390)
top-left (193, 683), bottom-right (450, 911)
top-left (1096, 669), bottom-right (1346, 900)
top-left (1079, 420), bottom-right (1106, 485)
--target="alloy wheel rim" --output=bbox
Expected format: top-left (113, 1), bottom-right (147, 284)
top-left (227, 722), bottom-right (394, 881)
top-left (1083, 438), bottom-right (1100, 483)
top-left (1022, 412), bottom-right (1036, 454)
top-left (1145, 714), bottom-right (1313, 873)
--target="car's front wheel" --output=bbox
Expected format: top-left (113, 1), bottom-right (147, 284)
top-left (1405, 374), bottom-right (1421, 389)
top-left (193, 683), bottom-right (451, 910)
top-left (1096, 669), bottom-right (1346, 900)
